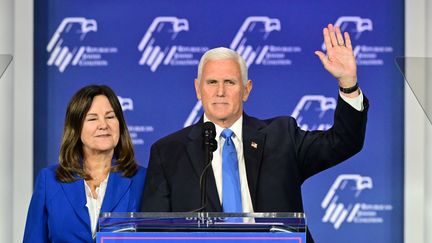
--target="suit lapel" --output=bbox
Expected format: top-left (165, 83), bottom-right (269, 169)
top-left (242, 114), bottom-right (266, 210)
top-left (187, 122), bottom-right (222, 211)
top-left (186, 124), bottom-right (205, 179)
top-left (100, 171), bottom-right (131, 212)
top-left (205, 167), bottom-right (221, 211)
top-left (61, 179), bottom-right (91, 229)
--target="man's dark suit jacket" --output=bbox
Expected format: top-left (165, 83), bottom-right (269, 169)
top-left (141, 95), bottom-right (368, 241)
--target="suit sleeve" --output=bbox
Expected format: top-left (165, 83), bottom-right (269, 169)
top-left (140, 143), bottom-right (171, 211)
top-left (295, 95), bottom-right (368, 179)
top-left (23, 169), bottom-right (49, 243)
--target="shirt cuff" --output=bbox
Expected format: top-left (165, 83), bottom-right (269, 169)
top-left (339, 89), bottom-right (364, 111)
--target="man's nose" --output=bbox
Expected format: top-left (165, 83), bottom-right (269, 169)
top-left (216, 82), bottom-right (225, 96)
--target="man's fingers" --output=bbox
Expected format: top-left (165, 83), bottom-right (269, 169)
top-left (344, 32), bottom-right (352, 49)
top-left (323, 27), bottom-right (332, 51)
top-left (315, 51), bottom-right (328, 68)
top-left (335, 26), bottom-right (345, 46)
top-left (328, 24), bottom-right (339, 47)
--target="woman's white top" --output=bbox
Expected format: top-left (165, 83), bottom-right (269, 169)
top-left (84, 174), bottom-right (109, 239)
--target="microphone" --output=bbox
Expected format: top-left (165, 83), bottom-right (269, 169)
top-left (199, 121), bottom-right (217, 212)
top-left (202, 121), bottom-right (217, 152)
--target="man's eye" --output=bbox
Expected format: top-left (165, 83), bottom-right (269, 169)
top-left (225, 80), bottom-right (235, 85)
top-left (207, 80), bottom-right (217, 85)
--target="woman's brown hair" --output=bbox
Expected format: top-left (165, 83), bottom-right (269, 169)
top-left (56, 85), bottom-right (138, 182)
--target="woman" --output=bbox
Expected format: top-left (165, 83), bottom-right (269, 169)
top-left (23, 85), bottom-right (146, 242)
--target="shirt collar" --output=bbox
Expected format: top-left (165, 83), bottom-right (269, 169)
top-left (84, 173), bottom-right (110, 198)
top-left (203, 114), bottom-right (243, 141)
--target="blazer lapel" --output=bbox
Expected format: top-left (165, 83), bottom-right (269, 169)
top-left (187, 122), bottom-right (222, 212)
top-left (100, 171), bottom-right (131, 212)
top-left (61, 179), bottom-right (91, 229)
top-left (242, 114), bottom-right (266, 210)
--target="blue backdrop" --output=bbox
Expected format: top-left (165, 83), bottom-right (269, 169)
top-left (34, 1), bottom-right (404, 242)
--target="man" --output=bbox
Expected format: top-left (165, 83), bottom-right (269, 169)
top-left (141, 24), bottom-right (368, 241)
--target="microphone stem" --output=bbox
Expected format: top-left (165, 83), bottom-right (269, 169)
top-left (200, 145), bottom-right (212, 212)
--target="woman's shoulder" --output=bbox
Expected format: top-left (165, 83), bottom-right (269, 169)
top-left (36, 164), bottom-right (59, 179)
top-left (133, 165), bottom-right (147, 179)
top-left (33, 164), bottom-right (64, 199)
top-left (127, 165), bottom-right (146, 192)
top-left (112, 164), bottom-right (146, 181)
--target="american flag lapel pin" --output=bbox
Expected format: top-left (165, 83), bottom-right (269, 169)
top-left (251, 141), bottom-right (258, 149)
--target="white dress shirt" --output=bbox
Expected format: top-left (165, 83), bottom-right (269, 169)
top-left (203, 91), bottom-right (364, 214)
top-left (205, 115), bottom-right (255, 213)
top-left (84, 174), bottom-right (109, 239)
top-left (340, 90), bottom-right (364, 111)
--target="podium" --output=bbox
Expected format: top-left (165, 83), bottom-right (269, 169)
top-left (96, 212), bottom-right (307, 242)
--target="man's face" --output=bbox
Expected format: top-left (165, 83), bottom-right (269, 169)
top-left (195, 59), bottom-right (252, 127)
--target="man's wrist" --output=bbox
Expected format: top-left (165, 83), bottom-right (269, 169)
top-left (339, 82), bottom-right (359, 94)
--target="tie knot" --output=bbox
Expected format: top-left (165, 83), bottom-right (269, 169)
top-left (221, 128), bottom-right (234, 139)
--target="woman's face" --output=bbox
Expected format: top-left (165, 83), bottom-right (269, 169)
top-left (80, 95), bottom-right (120, 156)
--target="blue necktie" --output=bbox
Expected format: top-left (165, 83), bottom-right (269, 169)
top-left (221, 128), bottom-right (243, 213)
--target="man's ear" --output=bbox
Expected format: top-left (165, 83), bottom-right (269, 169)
top-left (194, 79), bottom-right (202, 100)
top-left (242, 80), bottom-right (253, 102)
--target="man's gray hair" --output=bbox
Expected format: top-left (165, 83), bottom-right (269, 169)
top-left (196, 47), bottom-right (248, 85)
